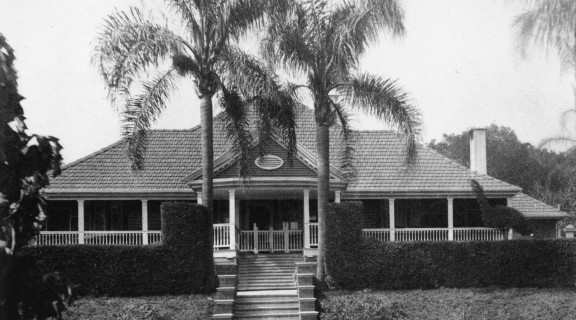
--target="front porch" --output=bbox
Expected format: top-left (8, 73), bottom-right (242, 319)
top-left (38, 192), bottom-right (508, 250)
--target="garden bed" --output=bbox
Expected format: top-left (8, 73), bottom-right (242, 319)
top-left (64, 295), bottom-right (213, 320)
top-left (320, 288), bottom-right (576, 320)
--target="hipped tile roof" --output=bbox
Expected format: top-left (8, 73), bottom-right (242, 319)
top-left (48, 106), bottom-right (519, 195)
top-left (509, 193), bottom-right (569, 219)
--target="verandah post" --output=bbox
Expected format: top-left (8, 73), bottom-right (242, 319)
top-left (141, 200), bottom-right (149, 245)
top-left (389, 199), bottom-right (395, 241)
top-left (303, 190), bottom-right (310, 249)
top-left (229, 190), bottom-right (236, 250)
top-left (284, 222), bottom-right (289, 253)
top-left (77, 199), bottom-right (85, 244)
top-left (447, 197), bottom-right (454, 241)
top-left (253, 223), bottom-right (258, 254)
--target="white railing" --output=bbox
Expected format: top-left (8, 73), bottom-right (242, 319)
top-left (37, 231), bottom-right (80, 245)
top-left (363, 229), bottom-right (390, 241)
top-left (396, 228), bottom-right (449, 242)
top-left (454, 227), bottom-right (505, 241)
top-left (309, 223), bottom-right (318, 247)
top-left (213, 223), bottom-right (231, 249)
top-left (37, 231), bottom-right (161, 246)
top-left (239, 224), bottom-right (303, 253)
top-left (84, 231), bottom-right (144, 245)
top-left (362, 228), bottom-right (505, 242)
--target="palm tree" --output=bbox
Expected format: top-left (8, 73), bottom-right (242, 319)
top-left (262, 0), bottom-right (421, 280)
top-left (515, 0), bottom-right (576, 149)
top-left (93, 0), bottom-right (297, 217)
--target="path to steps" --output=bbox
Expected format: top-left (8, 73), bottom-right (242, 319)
top-left (234, 253), bottom-right (303, 320)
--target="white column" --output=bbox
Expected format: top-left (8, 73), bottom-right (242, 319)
top-left (77, 200), bottom-right (85, 244)
top-left (141, 200), bottom-right (149, 245)
top-left (335, 191), bottom-right (341, 203)
top-left (447, 198), bottom-right (454, 241)
top-left (303, 190), bottom-right (310, 249)
top-left (197, 192), bottom-right (203, 205)
top-left (229, 190), bottom-right (236, 250)
top-left (389, 199), bottom-right (395, 241)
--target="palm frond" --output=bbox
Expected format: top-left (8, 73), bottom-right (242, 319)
top-left (93, 7), bottom-right (188, 107)
top-left (331, 102), bottom-right (356, 180)
top-left (122, 68), bottom-right (177, 169)
top-left (538, 135), bottom-right (576, 150)
top-left (219, 46), bottom-right (298, 162)
top-left (330, 0), bottom-right (405, 73)
top-left (514, 0), bottom-right (576, 72)
top-left (341, 73), bottom-right (421, 162)
top-left (260, 4), bottom-right (315, 77)
top-left (219, 84), bottom-right (252, 178)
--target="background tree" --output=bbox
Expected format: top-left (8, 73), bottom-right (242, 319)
top-left (0, 33), bottom-right (63, 319)
top-left (262, 0), bottom-right (420, 281)
top-left (515, 0), bottom-right (576, 149)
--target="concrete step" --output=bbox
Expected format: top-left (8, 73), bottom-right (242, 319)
top-left (235, 298), bottom-right (298, 305)
top-left (237, 286), bottom-right (297, 291)
top-left (235, 303), bottom-right (299, 311)
top-left (235, 309), bottom-right (299, 316)
top-left (239, 278), bottom-right (294, 283)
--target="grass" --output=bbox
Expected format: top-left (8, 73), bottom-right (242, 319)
top-left (63, 295), bottom-right (213, 320)
top-left (319, 288), bottom-right (576, 320)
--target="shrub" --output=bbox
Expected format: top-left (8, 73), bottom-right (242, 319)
top-left (325, 202), bottom-right (363, 288)
top-left (17, 202), bottom-right (214, 296)
top-left (326, 238), bottom-right (576, 290)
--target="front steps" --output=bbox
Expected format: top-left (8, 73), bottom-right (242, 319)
top-left (234, 254), bottom-right (303, 319)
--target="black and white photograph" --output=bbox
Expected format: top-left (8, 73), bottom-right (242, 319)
top-left (2, 1), bottom-right (576, 319)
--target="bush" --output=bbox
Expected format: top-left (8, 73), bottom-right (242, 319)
top-left (325, 202), bottom-right (363, 288)
top-left (17, 202), bottom-right (214, 296)
top-left (326, 237), bottom-right (576, 290)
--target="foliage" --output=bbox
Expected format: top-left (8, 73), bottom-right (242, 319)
top-left (17, 203), bottom-right (214, 297)
top-left (325, 202), bottom-right (363, 288)
top-left (471, 179), bottom-right (532, 236)
top-left (428, 124), bottom-right (576, 215)
top-left (0, 33), bottom-right (63, 319)
top-left (263, 0), bottom-right (421, 280)
top-left (93, 1), bottom-right (297, 172)
top-left (64, 295), bottom-right (213, 320)
top-left (319, 293), bottom-right (407, 320)
top-left (325, 239), bottom-right (576, 290)
top-left (514, 0), bottom-right (576, 150)
top-left (321, 288), bottom-right (576, 320)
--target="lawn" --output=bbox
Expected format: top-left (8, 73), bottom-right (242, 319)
top-left (320, 288), bottom-right (576, 320)
top-left (63, 295), bottom-right (213, 320)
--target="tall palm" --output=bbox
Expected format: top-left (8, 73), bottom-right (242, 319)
top-left (262, 0), bottom-right (421, 280)
top-left (94, 0), bottom-right (297, 217)
top-left (515, 0), bottom-right (576, 149)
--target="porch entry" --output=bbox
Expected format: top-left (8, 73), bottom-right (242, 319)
top-left (237, 200), bottom-right (306, 253)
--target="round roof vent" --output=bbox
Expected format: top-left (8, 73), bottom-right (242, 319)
top-left (255, 155), bottom-right (284, 170)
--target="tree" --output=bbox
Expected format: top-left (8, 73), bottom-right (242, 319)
top-left (429, 124), bottom-right (547, 194)
top-left (471, 180), bottom-right (532, 237)
top-left (0, 33), bottom-right (64, 319)
top-left (515, 0), bottom-right (576, 149)
top-left (93, 1), bottom-right (298, 216)
top-left (262, 0), bottom-right (420, 281)
top-left (93, 1), bottom-right (299, 291)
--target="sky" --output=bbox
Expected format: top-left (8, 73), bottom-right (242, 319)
top-left (0, 0), bottom-right (573, 164)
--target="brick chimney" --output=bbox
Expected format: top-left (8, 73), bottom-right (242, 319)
top-left (469, 128), bottom-right (487, 175)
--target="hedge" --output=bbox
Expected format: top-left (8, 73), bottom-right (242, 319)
top-left (326, 202), bottom-right (576, 290)
top-left (17, 202), bottom-right (214, 296)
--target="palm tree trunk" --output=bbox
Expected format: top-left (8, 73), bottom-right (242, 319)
top-left (315, 122), bottom-right (330, 281)
top-left (199, 94), bottom-right (216, 291)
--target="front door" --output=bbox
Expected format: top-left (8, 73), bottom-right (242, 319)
top-left (249, 204), bottom-right (271, 230)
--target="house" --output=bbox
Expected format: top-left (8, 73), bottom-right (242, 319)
top-left (40, 106), bottom-right (568, 257)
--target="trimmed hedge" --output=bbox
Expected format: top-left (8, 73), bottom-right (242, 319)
top-left (326, 202), bottom-right (576, 290)
top-left (17, 202), bottom-right (214, 296)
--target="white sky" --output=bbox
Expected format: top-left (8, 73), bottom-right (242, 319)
top-left (0, 0), bottom-right (573, 163)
